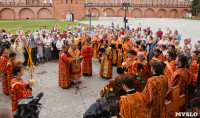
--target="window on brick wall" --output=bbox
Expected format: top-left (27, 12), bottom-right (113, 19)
top-left (71, 0), bottom-right (73, 4)
top-left (66, 0), bottom-right (68, 4)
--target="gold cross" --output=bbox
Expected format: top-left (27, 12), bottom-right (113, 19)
top-left (136, 101), bottom-right (140, 109)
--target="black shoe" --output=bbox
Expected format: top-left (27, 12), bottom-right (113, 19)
top-left (112, 64), bottom-right (117, 66)
top-left (83, 73), bottom-right (88, 76)
top-left (5, 93), bottom-right (9, 96)
top-left (104, 77), bottom-right (111, 79)
top-left (83, 73), bottom-right (92, 76)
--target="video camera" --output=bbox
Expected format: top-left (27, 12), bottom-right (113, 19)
top-left (83, 93), bottom-right (120, 118)
top-left (13, 92), bottom-right (43, 118)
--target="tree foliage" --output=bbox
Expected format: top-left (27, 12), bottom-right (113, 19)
top-left (190, 0), bottom-right (200, 17)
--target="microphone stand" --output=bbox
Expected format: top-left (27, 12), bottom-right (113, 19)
top-left (71, 53), bottom-right (86, 94)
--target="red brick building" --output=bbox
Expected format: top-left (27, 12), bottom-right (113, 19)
top-left (0, 0), bottom-right (197, 20)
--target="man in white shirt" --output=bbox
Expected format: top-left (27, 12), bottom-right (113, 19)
top-left (161, 44), bottom-right (167, 57)
top-left (56, 37), bottom-right (64, 51)
top-left (66, 34), bottom-right (73, 46)
top-left (7, 30), bottom-right (13, 40)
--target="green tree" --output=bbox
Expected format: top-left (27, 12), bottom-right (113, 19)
top-left (190, 0), bottom-right (200, 17)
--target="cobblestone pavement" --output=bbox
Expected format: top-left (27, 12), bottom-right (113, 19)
top-left (0, 60), bottom-right (119, 118)
top-left (80, 17), bottom-right (200, 45)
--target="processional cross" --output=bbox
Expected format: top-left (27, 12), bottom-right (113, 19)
top-left (25, 44), bottom-right (36, 84)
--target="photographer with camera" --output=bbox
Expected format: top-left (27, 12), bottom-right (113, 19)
top-left (119, 75), bottom-right (146, 118)
top-left (11, 66), bottom-right (33, 112)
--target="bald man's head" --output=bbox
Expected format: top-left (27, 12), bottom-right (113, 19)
top-left (138, 52), bottom-right (145, 61)
top-left (0, 108), bottom-right (14, 118)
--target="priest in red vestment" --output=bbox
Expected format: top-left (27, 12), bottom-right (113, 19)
top-left (122, 50), bottom-right (142, 75)
top-left (99, 40), bottom-right (113, 79)
top-left (117, 44), bottom-right (123, 74)
top-left (91, 35), bottom-right (100, 61)
top-left (59, 45), bottom-right (74, 88)
top-left (142, 61), bottom-right (168, 118)
top-left (122, 37), bottom-right (132, 62)
top-left (138, 52), bottom-right (150, 81)
top-left (0, 47), bottom-right (9, 95)
top-left (149, 48), bottom-right (166, 65)
top-left (119, 75), bottom-right (146, 118)
top-left (11, 66), bottom-right (33, 112)
top-left (81, 40), bottom-right (93, 76)
top-left (6, 52), bottom-right (16, 97)
top-left (164, 51), bottom-right (176, 82)
top-left (167, 54), bottom-right (189, 112)
top-left (139, 44), bottom-right (147, 58)
top-left (189, 50), bottom-right (199, 83)
top-left (187, 51), bottom-right (199, 101)
top-left (68, 43), bottom-right (83, 84)
top-left (132, 40), bottom-right (140, 54)
top-left (167, 54), bottom-right (189, 95)
top-left (110, 35), bottom-right (119, 66)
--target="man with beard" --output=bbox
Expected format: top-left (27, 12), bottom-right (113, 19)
top-left (142, 61), bottom-right (168, 118)
top-left (189, 50), bottom-right (199, 83)
top-left (99, 40), bottom-right (113, 79)
top-left (81, 40), bottom-right (93, 76)
top-left (168, 45), bottom-right (176, 57)
top-left (139, 44), bottom-right (147, 57)
top-left (164, 51), bottom-right (176, 82)
top-left (132, 40), bottom-right (140, 54)
top-left (149, 48), bottom-right (165, 66)
top-left (122, 50), bottom-right (142, 75)
top-left (188, 50), bottom-right (199, 101)
top-left (167, 54), bottom-right (189, 112)
top-left (168, 54), bottom-right (189, 94)
top-left (58, 45), bottom-right (75, 88)
top-left (68, 43), bottom-right (83, 84)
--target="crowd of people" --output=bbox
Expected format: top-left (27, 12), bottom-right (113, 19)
top-left (0, 22), bottom-right (200, 118)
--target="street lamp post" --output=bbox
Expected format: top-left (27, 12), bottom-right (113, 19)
top-left (88, 2), bottom-right (92, 26)
top-left (69, 6), bottom-right (71, 21)
top-left (122, 2), bottom-right (130, 29)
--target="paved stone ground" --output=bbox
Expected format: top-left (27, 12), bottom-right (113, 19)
top-left (0, 60), bottom-right (119, 118)
top-left (80, 17), bottom-right (200, 45)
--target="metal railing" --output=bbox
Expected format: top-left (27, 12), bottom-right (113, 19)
top-left (0, 2), bottom-right (52, 7)
top-left (85, 2), bottom-right (191, 8)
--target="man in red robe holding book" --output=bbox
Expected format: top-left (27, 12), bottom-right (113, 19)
top-left (58, 45), bottom-right (74, 88)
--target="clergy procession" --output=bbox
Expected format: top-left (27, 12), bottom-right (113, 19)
top-left (0, 22), bottom-right (200, 118)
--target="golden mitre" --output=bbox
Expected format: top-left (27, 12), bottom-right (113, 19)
top-left (122, 62), bottom-right (128, 66)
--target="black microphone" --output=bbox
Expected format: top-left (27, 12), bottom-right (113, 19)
top-left (33, 92), bottom-right (43, 104)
